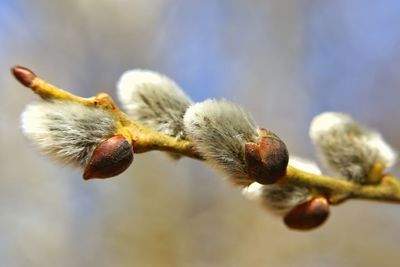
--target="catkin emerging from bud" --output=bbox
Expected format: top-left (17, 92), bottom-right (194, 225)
top-left (242, 157), bottom-right (320, 214)
top-left (310, 112), bottom-right (397, 183)
top-left (21, 100), bottom-right (118, 167)
top-left (117, 70), bottom-right (192, 139)
top-left (184, 99), bottom-right (288, 186)
top-left (183, 99), bottom-right (258, 185)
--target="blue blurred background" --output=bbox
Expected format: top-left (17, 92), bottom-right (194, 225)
top-left (1, 1), bottom-right (400, 266)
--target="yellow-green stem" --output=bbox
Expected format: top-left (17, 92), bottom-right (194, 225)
top-left (12, 65), bottom-right (400, 205)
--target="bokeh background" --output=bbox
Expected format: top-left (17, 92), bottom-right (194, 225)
top-left (1, 0), bottom-right (400, 266)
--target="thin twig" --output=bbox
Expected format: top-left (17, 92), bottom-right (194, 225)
top-left (12, 66), bottom-right (400, 205)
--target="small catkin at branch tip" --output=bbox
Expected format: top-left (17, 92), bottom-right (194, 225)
top-left (309, 112), bottom-right (397, 184)
top-left (11, 66), bottom-right (37, 87)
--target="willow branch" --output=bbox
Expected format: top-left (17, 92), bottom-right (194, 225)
top-left (12, 66), bottom-right (400, 205)
top-left (12, 66), bottom-right (201, 160)
top-left (285, 166), bottom-right (400, 204)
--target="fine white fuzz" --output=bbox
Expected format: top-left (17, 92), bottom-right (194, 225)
top-left (183, 99), bottom-right (259, 185)
top-left (117, 70), bottom-right (192, 139)
top-left (310, 112), bottom-right (397, 183)
top-left (242, 156), bottom-right (319, 214)
top-left (21, 100), bottom-right (117, 167)
top-left (289, 156), bottom-right (322, 175)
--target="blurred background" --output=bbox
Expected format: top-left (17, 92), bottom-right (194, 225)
top-left (1, 0), bottom-right (400, 266)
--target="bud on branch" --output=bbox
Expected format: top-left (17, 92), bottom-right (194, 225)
top-left (12, 65), bottom-right (400, 231)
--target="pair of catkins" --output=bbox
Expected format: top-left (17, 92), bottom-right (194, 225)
top-left (21, 69), bottom-right (397, 230)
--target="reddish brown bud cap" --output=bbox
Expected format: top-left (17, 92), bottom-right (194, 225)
top-left (11, 66), bottom-right (36, 87)
top-left (83, 135), bottom-right (134, 180)
top-left (284, 196), bottom-right (330, 230)
top-left (245, 128), bottom-right (289, 184)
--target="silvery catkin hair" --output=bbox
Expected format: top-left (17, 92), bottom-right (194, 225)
top-left (21, 100), bottom-right (117, 167)
top-left (183, 99), bottom-right (260, 186)
top-left (117, 70), bottom-right (192, 140)
top-left (309, 112), bottom-right (397, 184)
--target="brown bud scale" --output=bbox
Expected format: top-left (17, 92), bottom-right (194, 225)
top-left (245, 128), bottom-right (289, 184)
top-left (283, 196), bottom-right (330, 230)
top-left (83, 135), bottom-right (133, 180)
top-left (11, 66), bottom-right (37, 87)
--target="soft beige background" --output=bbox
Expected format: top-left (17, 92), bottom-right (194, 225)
top-left (1, 1), bottom-right (400, 266)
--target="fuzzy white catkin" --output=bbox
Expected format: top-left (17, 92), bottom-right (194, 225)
top-left (310, 112), bottom-right (397, 183)
top-left (117, 70), bottom-right (192, 140)
top-left (21, 100), bottom-right (117, 167)
top-left (183, 99), bottom-right (259, 186)
top-left (242, 156), bottom-right (320, 214)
